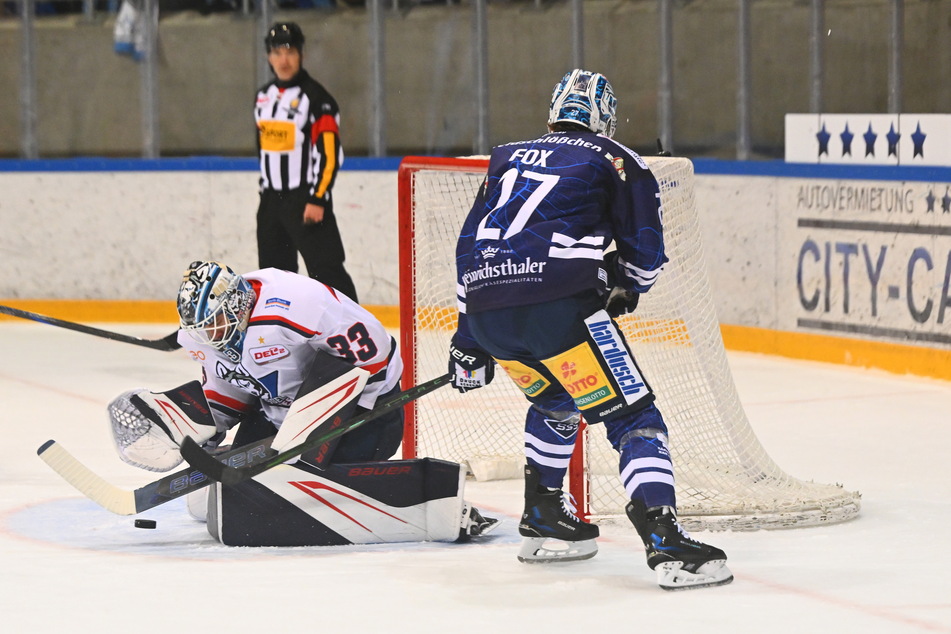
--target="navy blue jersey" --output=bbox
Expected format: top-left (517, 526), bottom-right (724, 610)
top-left (455, 131), bottom-right (667, 317)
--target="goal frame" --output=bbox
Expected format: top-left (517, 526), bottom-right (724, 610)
top-left (397, 154), bottom-right (861, 530)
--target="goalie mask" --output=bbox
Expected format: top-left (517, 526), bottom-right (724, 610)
top-left (177, 261), bottom-right (255, 362)
top-left (547, 69), bottom-right (618, 138)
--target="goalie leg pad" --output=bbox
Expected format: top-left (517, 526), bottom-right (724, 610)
top-left (207, 458), bottom-right (492, 547)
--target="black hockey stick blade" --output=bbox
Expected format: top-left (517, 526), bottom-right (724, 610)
top-left (180, 373), bottom-right (451, 486)
top-left (0, 304), bottom-right (181, 351)
top-left (37, 435), bottom-right (277, 515)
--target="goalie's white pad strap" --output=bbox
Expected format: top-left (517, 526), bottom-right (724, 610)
top-left (133, 389), bottom-right (219, 445)
top-left (271, 365), bottom-right (370, 454)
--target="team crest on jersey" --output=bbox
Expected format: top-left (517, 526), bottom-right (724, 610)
top-left (606, 153), bottom-right (627, 181)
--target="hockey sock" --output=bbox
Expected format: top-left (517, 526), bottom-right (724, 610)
top-left (607, 404), bottom-right (676, 509)
top-left (523, 402), bottom-right (580, 490)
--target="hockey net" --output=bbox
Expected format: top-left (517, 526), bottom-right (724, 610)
top-left (398, 155), bottom-right (860, 530)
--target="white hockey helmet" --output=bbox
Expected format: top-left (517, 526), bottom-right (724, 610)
top-left (177, 260), bottom-right (255, 361)
top-left (547, 69), bottom-right (618, 138)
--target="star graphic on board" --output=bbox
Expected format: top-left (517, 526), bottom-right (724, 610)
top-left (863, 124), bottom-right (877, 157)
top-left (926, 189), bottom-right (936, 212)
top-left (886, 124), bottom-right (900, 157)
top-left (943, 188), bottom-right (951, 214)
top-left (816, 124), bottom-right (831, 156)
top-left (911, 123), bottom-right (926, 158)
top-left (839, 124), bottom-right (854, 156)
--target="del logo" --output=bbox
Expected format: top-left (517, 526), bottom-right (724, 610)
top-left (250, 344), bottom-right (289, 364)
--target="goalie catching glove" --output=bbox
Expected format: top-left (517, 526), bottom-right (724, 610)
top-left (448, 339), bottom-right (495, 393)
top-left (109, 380), bottom-right (222, 472)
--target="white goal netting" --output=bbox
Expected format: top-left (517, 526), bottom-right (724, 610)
top-left (398, 155), bottom-right (860, 530)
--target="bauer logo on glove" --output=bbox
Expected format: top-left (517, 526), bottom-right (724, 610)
top-left (448, 343), bottom-right (495, 393)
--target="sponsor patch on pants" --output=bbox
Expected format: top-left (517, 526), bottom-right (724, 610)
top-left (497, 358), bottom-right (550, 396)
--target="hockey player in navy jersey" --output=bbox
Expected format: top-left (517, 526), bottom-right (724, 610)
top-left (448, 69), bottom-right (731, 590)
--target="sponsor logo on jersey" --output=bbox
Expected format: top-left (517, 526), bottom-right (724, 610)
top-left (265, 296), bottom-right (291, 310)
top-left (535, 134), bottom-right (603, 152)
top-left (584, 313), bottom-right (647, 403)
top-left (259, 120), bottom-right (296, 152)
top-left (480, 246), bottom-right (500, 259)
top-left (498, 359), bottom-right (549, 396)
top-left (461, 257), bottom-right (547, 289)
top-left (542, 343), bottom-right (616, 409)
top-left (250, 344), bottom-right (290, 364)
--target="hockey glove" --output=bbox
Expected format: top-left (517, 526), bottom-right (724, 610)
top-left (448, 342), bottom-right (495, 393)
top-left (602, 251), bottom-right (640, 317)
top-left (605, 286), bottom-right (640, 318)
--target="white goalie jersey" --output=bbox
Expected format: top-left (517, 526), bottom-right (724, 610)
top-left (177, 267), bottom-right (402, 433)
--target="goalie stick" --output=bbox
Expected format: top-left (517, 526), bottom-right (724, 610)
top-left (180, 373), bottom-right (451, 486)
top-left (0, 304), bottom-right (181, 351)
top-left (36, 373), bottom-right (450, 515)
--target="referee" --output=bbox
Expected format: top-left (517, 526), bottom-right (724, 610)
top-left (254, 22), bottom-right (357, 301)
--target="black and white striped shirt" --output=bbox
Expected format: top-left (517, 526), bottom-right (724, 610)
top-left (254, 69), bottom-right (342, 204)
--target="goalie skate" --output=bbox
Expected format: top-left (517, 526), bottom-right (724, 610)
top-left (517, 465), bottom-right (599, 563)
top-left (458, 504), bottom-right (501, 541)
top-left (627, 500), bottom-right (733, 591)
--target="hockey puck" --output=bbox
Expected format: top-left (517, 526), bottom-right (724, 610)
top-left (134, 519), bottom-right (157, 529)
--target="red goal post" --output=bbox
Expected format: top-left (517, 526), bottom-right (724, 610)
top-left (398, 154), bottom-right (861, 530)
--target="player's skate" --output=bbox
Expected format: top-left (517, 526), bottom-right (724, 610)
top-left (626, 500), bottom-right (733, 591)
top-left (458, 504), bottom-right (501, 541)
top-left (518, 465), bottom-right (599, 563)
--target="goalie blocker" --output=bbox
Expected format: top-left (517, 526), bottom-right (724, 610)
top-left (189, 457), bottom-right (497, 547)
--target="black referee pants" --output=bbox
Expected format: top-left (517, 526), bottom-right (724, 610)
top-left (256, 187), bottom-right (358, 301)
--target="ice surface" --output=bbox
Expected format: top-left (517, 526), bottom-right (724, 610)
top-left (1, 322), bottom-right (948, 633)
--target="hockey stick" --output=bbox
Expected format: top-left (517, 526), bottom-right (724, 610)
top-left (0, 304), bottom-right (181, 351)
top-left (37, 436), bottom-right (276, 516)
top-left (36, 373), bottom-right (450, 515)
top-left (180, 373), bottom-right (451, 486)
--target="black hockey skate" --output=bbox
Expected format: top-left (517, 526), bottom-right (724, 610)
top-left (626, 500), bottom-right (733, 590)
top-left (458, 504), bottom-right (501, 541)
top-left (517, 465), bottom-right (599, 563)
